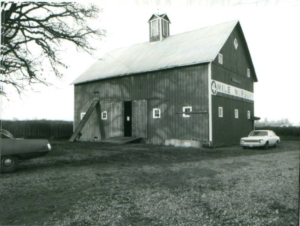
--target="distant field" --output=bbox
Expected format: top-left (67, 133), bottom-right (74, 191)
top-left (0, 140), bottom-right (299, 226)
top-left (2, 120), bottom-right (300, 141)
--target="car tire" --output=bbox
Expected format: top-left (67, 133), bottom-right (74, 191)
top-left (274, 141), bottom-right (279, 148)
top-left (1, 156), bottom-right (19, 173)
top-left (243, 146), bottom-right (247, 149)
top-left (264, 142), bottom-right (269, 150)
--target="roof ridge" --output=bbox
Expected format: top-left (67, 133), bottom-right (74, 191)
top-left (73, 19), bottom-right (245, 85)
top-left (172, 20), bottom-right (239, 37)
top-left (105, 20), bottom-right (239, 56)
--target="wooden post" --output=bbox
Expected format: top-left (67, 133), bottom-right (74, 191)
top-left (69, 98), bottom-right (99, 142)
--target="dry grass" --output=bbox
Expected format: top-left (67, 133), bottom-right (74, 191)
top-left (0, 141), bottom-right (299, 226)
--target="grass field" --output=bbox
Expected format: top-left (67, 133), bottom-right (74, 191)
top-left (0, 141), bottom-right (299, 226)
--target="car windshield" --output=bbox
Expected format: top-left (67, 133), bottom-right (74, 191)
top-left (249, 131), bottom-right (268, 137)
top-left (0, 129), bottom-right (14, 139)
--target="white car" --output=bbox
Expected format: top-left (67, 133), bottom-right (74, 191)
top-left (240, 130), bottom-right (280, 149)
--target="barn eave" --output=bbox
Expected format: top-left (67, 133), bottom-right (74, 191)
top-left (73, 60), bottom-right (211, 85)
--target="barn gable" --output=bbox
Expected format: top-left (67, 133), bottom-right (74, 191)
top-left (213, 22), bottom-right (258, 82)
top-left (73, 20), bottom-right (245, 85)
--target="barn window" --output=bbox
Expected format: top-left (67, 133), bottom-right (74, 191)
top-left (183, 106), bottom-right (192, 118)
top-left (218, 107), bottom-right (223, 118)
top-left (151, 20), bottom-right (159, 37)
top-left (234, 38), bottom-right (238, 49)
top-left (162, 20), bottom-right (169, 36)
top-left (80, 112), bottom-right (86, 120)
top-left (247, 68), bottom-right (251, 78)
top-left (153, 108), bottom-right (161, 118)
top-left (218, 53), bottom-right (223, 64)
top-left (247, 110), bottom-right (251, 119)
top-left (235, 109), bottom-right (239, 119)
top-left (101, 111), bottom-right (108, 120)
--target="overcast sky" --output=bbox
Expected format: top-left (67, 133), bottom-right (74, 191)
top-left (1, 0), bottom-right (300, 124)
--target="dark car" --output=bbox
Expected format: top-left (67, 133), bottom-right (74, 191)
top-left (0, 129), bottom-right (51, 173)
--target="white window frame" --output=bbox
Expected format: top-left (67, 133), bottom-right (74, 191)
top-left (247, 68), bottom-right (251, 78)
top-left (101, 111), bottom-right (108, 120)
top-left (80, 112), bottom-right (86, 120)
top-left (153, 108), bottom-right (161, 119)
top-left (218, 107), bottom-right (223, 118)
top-left (247, 110), bottom-right (251, 119)
top-left (218, 53), bottom-right (223, 64)
top-left (151, 20), bottom-right (159, 37)
top-left (235, 109), bottom-right (239, 119)
top-left (183, 106), bottom-right (192, 118)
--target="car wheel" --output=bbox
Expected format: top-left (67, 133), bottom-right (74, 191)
top-left (274, 141), bottom-right (279, 148)
top-left (264, 142), bottom-right (269, 150)
top-left (243, 146), bottom-right (247, 149)
top-left (1, 156), bottom-right (19, 173)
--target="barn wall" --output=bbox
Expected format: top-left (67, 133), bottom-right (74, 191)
top-left (211, 25), bottom-right (255, 147)
top-left (74, 64), bottom-right (209, 145)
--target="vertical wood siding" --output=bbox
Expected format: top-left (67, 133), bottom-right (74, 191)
top-left (132, 100), bottom-right (147, 138)
top-left (111, 102), bottom-right (124, 137)
top-left (74, 64), bottom-right (209, 145)
top-left (212, 25), bottom-right (256, 85)
top-left (211, 25), bottom-right (255, 146)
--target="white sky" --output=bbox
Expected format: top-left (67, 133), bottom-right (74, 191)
top-left (1, 0), bottom-right (300, 124)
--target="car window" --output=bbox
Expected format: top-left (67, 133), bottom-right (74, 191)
top-left (249, 131), bottom-right (268, 136)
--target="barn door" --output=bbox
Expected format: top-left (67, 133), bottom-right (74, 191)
top-left (124, 101), bottom-right (132, 137)
top-left (132, 100), bottom-right (147, 138)
top-left (110, 102), bottom-right (124, 137)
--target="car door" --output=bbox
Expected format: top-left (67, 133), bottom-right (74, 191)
top-left (269, 131), bottom-right (275, 145)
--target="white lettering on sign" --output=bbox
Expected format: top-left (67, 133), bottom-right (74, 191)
top-left (211, 80), bottom-right (254, 101)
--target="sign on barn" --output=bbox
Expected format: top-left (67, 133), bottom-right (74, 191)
top-left (211, 80), bottom-right (254, 101)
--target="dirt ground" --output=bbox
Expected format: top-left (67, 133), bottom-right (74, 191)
top-left (0, 140), bottom-right (299, 226)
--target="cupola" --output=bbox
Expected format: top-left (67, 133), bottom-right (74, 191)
top-left (148, 14), bottom-right (171, 43)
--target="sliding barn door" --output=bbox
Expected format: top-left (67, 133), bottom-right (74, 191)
top-left (110, 102), bottom-right (124, 137)
top-left (132, 100), bottom-right (147, 138)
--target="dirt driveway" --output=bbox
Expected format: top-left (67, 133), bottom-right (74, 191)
top-left (0, 141), bottom-right (299, 226)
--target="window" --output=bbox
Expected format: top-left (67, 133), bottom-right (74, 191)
top-left (183, 106), bottom-right (192, 118)
top-left (162, 20), bottom-right (168, 36)
top-left (235, 109), bottom-right (239, 119)
top-left (247, 110), bottom-right (251, 119)
top-left (101, 111), bottom-right (107, 120)
top-left (247, 68), bottom-right (251, 78)
top-left (153, 108), bottom-right (161, 118)
top-left (151, 20), bottom-right (158, 37)
top-left (218, 107), bottom-right (223, 118)
top-left (234, 38), bottom-right (238, 49)
top-left (218, 53), bottom-right (223, 64)
top-left (80, 112), bottom-right (86, 120)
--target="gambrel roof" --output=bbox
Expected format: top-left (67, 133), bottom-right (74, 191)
top-left (73, 20), bottom-right (257, 85)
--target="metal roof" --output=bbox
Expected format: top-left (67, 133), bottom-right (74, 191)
top-left (73, 20), bottom-right (239, 85)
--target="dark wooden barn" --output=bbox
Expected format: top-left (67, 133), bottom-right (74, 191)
top-left (71, 14), bottom-right (259, 147)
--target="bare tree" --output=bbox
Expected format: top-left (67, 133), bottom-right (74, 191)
top-left (1, 2), bottom-right (105, 93)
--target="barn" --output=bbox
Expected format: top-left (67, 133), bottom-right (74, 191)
top-left (71, 14), bottom-right (259, 147)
